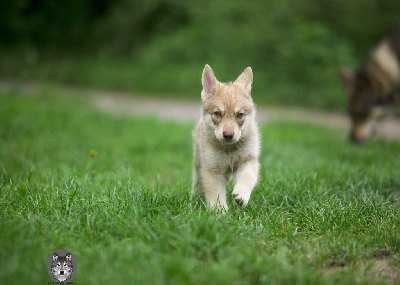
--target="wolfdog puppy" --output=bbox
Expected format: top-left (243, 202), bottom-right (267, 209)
top-left (192, 64), bottom-right (260, 210)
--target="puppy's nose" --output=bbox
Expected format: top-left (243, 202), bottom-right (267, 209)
top-left (223, 131), bottom-right (234, 140)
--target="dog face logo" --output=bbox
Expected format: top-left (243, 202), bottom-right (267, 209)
top-left (51, 253), bottom-right (73, 282)
top-left (47, 249), bottom-right (77, 283)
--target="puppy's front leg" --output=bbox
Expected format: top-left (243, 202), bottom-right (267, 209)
top-left (191, 143), bottom-right (201, 197)
top-left (232, 158), bottom-right (259, 207)
top-left (202, 169), bottom-right (228, 210)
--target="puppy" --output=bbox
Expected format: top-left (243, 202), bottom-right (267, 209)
top-left (192, 64), bottom-right (260, 210)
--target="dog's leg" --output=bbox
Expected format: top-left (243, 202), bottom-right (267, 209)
top-left (191, 167), bottom-right (201, 197)
top-left (191, 145), bottom-right (201, 197)
top-left (232, 158), bottom-right (259, 207)
top-left (202, 169), bottom-right (228, 210)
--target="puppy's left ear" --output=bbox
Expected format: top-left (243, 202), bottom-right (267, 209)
top-left (202, 64), bottom-right (219, 101)
top-left (235, 67), bottom-right (253, 93)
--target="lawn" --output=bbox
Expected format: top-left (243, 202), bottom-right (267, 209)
top-left (0, 86), bottom-right (399, 284)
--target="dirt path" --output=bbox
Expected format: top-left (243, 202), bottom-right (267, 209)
top-left (95, 92), bottom-right (349, 128)
top-left (93, 89), bottom-right (400, 141)
top-left (2, 80), bottom-right (399, 140)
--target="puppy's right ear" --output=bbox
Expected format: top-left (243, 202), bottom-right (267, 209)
top-left (235, 67), bottom-right (253, 93)
top-left (202, 64), bottom-right (219, 101)
top-left (339, 67), bottom-right (354, 95)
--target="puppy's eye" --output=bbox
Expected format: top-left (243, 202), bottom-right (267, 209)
top-left (237, 113), bottom-right (244, 118)
top-left (213, 111), bottom-right (222, 117)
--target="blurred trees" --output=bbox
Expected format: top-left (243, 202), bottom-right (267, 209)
top-left (0, 0), bottom-right (400, 53)
top-left (0, 0), bottom-right (111, 48)
top-left (0, 0), bottom-right (399, 109)
top-left (1, 0), bottom-right (398, 54)
top-left (307, 0), bottom-right (400, 50)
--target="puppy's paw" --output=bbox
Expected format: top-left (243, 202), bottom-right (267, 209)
top-left (232, 187), bottom-right (250, 207)
top-left (208, 197), bottom-right (228, 212)
top-left (214, 202), bottom-right (228, 213)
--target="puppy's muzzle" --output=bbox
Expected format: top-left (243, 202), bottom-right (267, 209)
top-left (223, 131), bottom-right (234, 140)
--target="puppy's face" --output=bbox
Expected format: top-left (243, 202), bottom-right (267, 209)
top-left (201, 65), bottom-right (254, 144)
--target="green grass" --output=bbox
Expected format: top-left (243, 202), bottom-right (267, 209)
top-left (1, 87), bottom-right (399, 284)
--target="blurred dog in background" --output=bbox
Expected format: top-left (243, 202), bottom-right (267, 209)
top-left (340, 27), bottom-right (400, 143)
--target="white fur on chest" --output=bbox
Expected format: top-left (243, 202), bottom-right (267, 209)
top-left (198, 119), bottom-right (259, 174)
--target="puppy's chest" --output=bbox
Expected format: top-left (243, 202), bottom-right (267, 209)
top-left (203, 145), bottom-right (251, 172)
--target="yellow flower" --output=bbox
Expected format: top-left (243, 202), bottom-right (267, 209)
top-left (89, 149), bottom-right (98, 157)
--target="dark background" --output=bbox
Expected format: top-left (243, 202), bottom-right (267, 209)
top-left (1, 0), bottom-right (399, 110)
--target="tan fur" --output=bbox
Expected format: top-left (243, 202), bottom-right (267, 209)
top-left (373, 41), bottom-right (400, 87)
top-left (192, 64), bottom-right (260, 210)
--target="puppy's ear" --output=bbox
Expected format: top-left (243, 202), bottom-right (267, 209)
top-left (339, 67), bottom-right (354, 95)
top-left (53, 253), bottom-right (59, 261)
top-left (202, 64), bottom-right (219, 101)
top-left (235, 67), bottom-right (253, 93)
